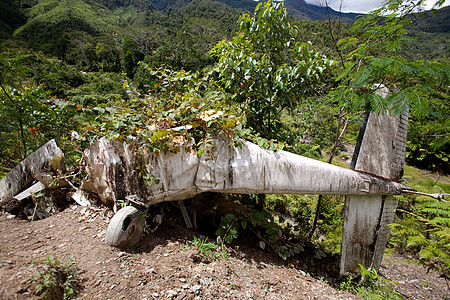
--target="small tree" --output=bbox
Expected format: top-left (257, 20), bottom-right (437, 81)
top-left (210, 0), bottom-right (332, 142)
top-left (0, 52), bottom-right (68, 161)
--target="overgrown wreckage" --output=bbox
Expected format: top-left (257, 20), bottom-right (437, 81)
top-left (2, 105), bottom-right (442, 275)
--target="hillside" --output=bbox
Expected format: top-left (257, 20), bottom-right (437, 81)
top-left (2, 0), bottom-right (448, 65)
top-left (401, 6), bottom-right (450, 60)
top-left (0, 203), bottom-right (448, 299)
top-left (0, 0), bottom-right (26, 39)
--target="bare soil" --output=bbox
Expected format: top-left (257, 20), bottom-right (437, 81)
top-left (0, 204), bottom-right (448, 299)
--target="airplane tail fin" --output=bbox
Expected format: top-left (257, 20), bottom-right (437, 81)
top-left (340, 87), bottom-right (409, 275)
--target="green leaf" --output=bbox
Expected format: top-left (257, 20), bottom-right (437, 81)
top-left (241, 220), bottom-right (248, 229)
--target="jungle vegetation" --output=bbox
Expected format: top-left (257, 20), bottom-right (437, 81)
top-left (0, 0), bottom-right (449, 290)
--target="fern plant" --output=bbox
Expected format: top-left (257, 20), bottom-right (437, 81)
top-left (390, 177), bottom-right (450, 277)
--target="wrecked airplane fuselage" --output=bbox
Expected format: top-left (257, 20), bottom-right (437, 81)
top-left (82, 136), bottom-right (410, 207)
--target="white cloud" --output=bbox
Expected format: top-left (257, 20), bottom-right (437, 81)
top-left (303, 0), bottom-right (450, 13)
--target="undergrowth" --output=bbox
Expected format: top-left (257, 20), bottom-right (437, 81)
top-left (29, 255), bottom-right (81, 300)
top-left (389, 166), bottom-right (450, 278)
top-left (184, 236), bottom-right (227, 261)
top-left (341, 265), bottom-right (404, 300)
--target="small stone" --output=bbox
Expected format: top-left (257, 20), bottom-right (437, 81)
top-left (257, 262), bottom-right (268, 269)
top-left (191, 284), bottom-right (202, 294)
top-left (259, 241), bottom-right (266, 250)
top-left (118, 252), bottom-right (127, 257)
top-left (182, 284), bottom-right (189, 289)
top-left (179, 277), bottom-right (187, 282)
top-left (166, 290), bottom-right (178, 297)
top-left (48, 224), bottom-right (55, 228)
top-left (110, 284), bottom-right (116, 290)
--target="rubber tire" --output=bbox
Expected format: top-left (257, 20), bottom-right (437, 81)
top-left (105, 206), bottom-right (145, 249)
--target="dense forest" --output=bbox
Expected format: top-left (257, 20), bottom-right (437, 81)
top-left (1, 0), bottom-right (449, 297)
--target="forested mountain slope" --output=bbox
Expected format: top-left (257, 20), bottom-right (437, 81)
top-left (0, 0), bottom-right (26, 39)
top-left (3, 0), bottom-right (448, 65)
top-left (402, 6), bottom-right (450, 60)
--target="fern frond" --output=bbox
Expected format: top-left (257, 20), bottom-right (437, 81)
top-left (410, 94), bottom-right (429, 119)
top-left (368, 93), bottom-right (389, 114)
top-left (419, 245), bottom-right (439, 260)
top-left (430, 217), bottom-right (450, 226)
top-left (406, 235), bottom-right (428, 249)
top-left (428, 227), bottom-right (450, 239)
top-left (422, 207), bottom-right (450, 217)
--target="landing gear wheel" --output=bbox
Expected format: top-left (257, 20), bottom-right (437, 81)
top-left (106, 206), bottom-right (145, 249)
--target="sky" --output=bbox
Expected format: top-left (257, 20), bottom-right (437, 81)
top-left (303, 0), bottom-right (450, 13)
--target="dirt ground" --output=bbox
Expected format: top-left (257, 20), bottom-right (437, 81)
top-left (0, 204), bottom-right (448, 299)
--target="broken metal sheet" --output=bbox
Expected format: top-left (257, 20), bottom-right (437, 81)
top-left (82, 137), bottom-right (200, 205)
top-left (14, 182), bottom-right (46, 201)
top-left (0, 139), bottom-right (64, 202)
top-left (370, 196), bottom-right (398, 271)
top-left (71, 189), bottom-right (92, 207)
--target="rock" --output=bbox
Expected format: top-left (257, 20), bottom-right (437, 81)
top-left (1, 197), bottom-right (27, 219)
top-left (191, 284), bottom-right (202, 295)
top-left (257, 262), bottom-right (268, 269)
top-left (118, 251), bottom-right (127, 257)
top-left (166, 290), bottom-right (178, 297)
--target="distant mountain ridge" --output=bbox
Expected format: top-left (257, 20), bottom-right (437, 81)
top-left (143, 0), bottom-right (361, 21)
top-left (3, 0), bottom-right (361, 50)
top-left (1, 0), bottom-right (448, 63)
